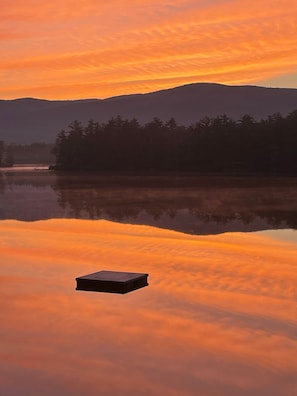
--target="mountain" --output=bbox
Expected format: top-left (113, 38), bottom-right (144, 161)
top-left (1, 83), bottom-right (297, 143)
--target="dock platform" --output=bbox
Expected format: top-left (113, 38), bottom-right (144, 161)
top-left (76, 270), bottom-right (149, 294)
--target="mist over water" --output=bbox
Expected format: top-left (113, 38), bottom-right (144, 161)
top-left (1, 168), bottom-right (297, 236)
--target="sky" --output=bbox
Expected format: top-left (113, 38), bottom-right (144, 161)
top-left (1, 0), bottom-right (297, 100)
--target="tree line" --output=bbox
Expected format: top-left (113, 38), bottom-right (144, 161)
top-left (0, 142), bottom-right (55, 166)
top-left (51, 110), bottom-right (297, 173)
top-left (0, 141), bottom-right (14, 167)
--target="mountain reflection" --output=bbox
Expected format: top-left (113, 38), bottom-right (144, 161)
top-left (1, 169), bottom-right (297, 234)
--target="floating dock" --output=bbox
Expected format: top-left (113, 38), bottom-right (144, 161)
top-left (76, 270), bottom-right (149, 294)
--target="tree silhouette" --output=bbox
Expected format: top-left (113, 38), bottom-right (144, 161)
top-left (52, 110), bottom-right (297, 174)
top-left (0, 141), bottom-right (4, 166)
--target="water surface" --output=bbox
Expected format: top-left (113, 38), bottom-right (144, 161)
top-left (1, 168), bottom-right (297, 235)
top-left (0, 168), bottom-right (297, 395)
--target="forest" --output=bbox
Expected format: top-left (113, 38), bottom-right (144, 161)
top-left (0, 141), bottom-right (14, 167)
top-left (0, 142), bottom-right (54, 166)
top-left (51, 110), bottom-right (297, 174)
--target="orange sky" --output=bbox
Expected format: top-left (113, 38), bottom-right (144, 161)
top-left (1, 0), bottom-right (297, 99)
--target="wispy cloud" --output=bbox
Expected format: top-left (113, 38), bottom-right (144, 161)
top-left (1, 0), bottom-right (297, 98)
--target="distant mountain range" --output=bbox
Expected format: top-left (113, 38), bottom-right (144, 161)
top-left (1, 83), bottom-right (297, 143)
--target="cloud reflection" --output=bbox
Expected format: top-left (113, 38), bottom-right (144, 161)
top-left (0, 219), bottom-right (297, 395)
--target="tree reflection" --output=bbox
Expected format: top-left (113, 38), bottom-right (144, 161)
top-left (52, 174), bottom-right (297, 233)
top-left (0, 172), bottom-right (5, 193)
top-left (1, 170), bottom-right (297, 233)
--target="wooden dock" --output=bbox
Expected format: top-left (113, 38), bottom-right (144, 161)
top-left (76, 270), bottom-right (149, 294)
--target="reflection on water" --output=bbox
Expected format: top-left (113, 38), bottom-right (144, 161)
top-left (260, 229), bottom-right (297, 242)
top-left (1, 168), bottom-right (297, 235)
top-left (0, 219), bottom-right (296, 396)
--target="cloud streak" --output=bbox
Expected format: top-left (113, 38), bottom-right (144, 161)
top-left (0, 0), bottom-right (297, 98)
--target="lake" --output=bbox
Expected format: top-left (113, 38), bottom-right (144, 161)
top-left (0, 167), bottom-right (297, 395)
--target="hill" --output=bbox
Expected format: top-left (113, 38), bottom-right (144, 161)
top-left (1, 83), bottom-right (297, 143)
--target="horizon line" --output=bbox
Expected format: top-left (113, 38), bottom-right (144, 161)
top-left (1, 82), bottom-right (297, 102)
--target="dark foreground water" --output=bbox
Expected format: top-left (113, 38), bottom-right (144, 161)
top-left (1, 167), bottom-right (297, 235)
top-left (0, 168), bottom-right (297, 395)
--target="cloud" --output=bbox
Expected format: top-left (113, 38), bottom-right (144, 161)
top-left (0, 0), bottom-right (297, 98)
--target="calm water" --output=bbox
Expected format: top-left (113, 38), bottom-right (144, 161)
top-left (1, 167), bottom-right (297, 235)
top-left (1, 167), bottom-right (297, 395)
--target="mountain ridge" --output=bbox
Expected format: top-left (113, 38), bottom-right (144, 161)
top-left (1, 82), bottom-right (297, 143)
